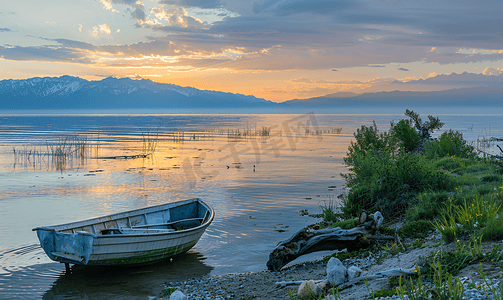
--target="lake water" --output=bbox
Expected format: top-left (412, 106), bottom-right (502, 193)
top-left (0, 112), bottom-right (501, 299)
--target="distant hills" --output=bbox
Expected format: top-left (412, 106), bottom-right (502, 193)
top-left (0, 76), bottom-right (283, 110)
top-left (284, 86), bottom-right (503, 109)
top-left (0, 76), bottom-right (501, 112)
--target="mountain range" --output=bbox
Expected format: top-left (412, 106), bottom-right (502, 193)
top-left (284, 86), bottom-right (503, 108)
top-left (0, 76), bottom-right (501, 112)
top-left (0, 76), bottom-right (282, 110)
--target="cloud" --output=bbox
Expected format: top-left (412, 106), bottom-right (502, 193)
top-left (0, 45), bottom-right (92, 64)
top-left (150, 7), bottom-right (206, 29)
top-left (99, 24), bottom-right (112, 34)
top-left (54, 39), bottom-right (97, 51)
top-left (5, 0), bottom-right (503, 79)
top-left (252, 0), bottom-right (358, 16)
top-left (287, 77), bottom-right (338, 84)
top-left (0, 28), bottom-right (11, 32)
top-left (52, 37), bottom-right (189, 59)
top-left (78, 24), bottom-right (82, 32)
top-left (482, 67), bottom-right (503, 76)
top-left (398, 67), bottom-right (409, 71)
top-left (159, 0), bottom-right (222, 9)
top-left (99, 0), bottom-right (119, 12)
top-left (289, 77), bottom-right (314, 84)
top-left (97, 0), bottom-right (151, 27)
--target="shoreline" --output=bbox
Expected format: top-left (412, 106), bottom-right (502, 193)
top-left (153, 230), bottom-right (503, 299)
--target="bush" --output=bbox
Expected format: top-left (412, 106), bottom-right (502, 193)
top-left (343, 120), bottom-right (396, 169)
top-left (390, 119), bottom-right (421, 153)
top-left (330, 218), bottom-right (359, 229)
top-left (425, 130), bottom-right (475, 159)
top-left (342, 151), bottom-right (451, 218)
top-left (481, 215), bottom-right (503, 241)
top-left (341, 111), bottom-right (450, 219)
top-left (406, 191), bottom-right (453, 221)
top-left (398, 220), bottom-right (434, 238)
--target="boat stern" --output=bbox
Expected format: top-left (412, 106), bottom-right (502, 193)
top-left (33, 227), bottom-right (96, 265)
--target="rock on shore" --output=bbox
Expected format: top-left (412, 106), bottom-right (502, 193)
top-left (154, 233), bottom-right (503, 300)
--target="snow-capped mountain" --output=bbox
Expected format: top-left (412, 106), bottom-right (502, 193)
top-left (0, 76), bottom-right (283, 110)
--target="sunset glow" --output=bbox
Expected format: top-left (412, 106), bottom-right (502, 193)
top-left (1, 0), bottom-right (503, 102)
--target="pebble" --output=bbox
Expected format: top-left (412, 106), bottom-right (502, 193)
top-left (154, 241), bottom-right (503, 300)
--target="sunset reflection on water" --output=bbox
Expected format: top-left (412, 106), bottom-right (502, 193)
top-left (0, 113), bottom-right (500, 299)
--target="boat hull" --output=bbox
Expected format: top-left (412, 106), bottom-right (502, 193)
top-left (33, 198), bottom-right (213, 266)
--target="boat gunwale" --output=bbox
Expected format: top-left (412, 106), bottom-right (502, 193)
top-left (32, 198), bottom-right (214, 237)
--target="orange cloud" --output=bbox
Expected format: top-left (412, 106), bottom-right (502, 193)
top-left (99, 24), bottom-right (112, 34)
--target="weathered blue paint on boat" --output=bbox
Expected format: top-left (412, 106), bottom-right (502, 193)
top-left (33, 198), bottom-right (214, 266)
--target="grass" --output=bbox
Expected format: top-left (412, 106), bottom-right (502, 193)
top-left (318, 199), bottom-right (341, 223)
top-left (394, 242), bottom-right (503, 300)
top-left (161, 287), bottom-right (178, 296)
top-left (140, 129), bottom-right (159, 154)
top-left (13, 135), bottom-right (97, 171)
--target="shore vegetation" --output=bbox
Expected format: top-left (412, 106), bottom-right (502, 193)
top-left (313, 110), bottom-right (503, 300)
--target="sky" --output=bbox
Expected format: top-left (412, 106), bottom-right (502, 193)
top-left (1, 0), bottom-right (503, 102)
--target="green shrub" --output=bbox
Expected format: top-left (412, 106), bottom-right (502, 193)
top-left (342, 151), bottom-right (451, 218)
top-left (371, 288), bottom-right (397, 298)
top-left (481, 174), bottom-right (500, 182)
top-left (481, 215), bottom-right (503, 241)
top-left (161, 287), bottom-right (179, 296)
top-left (425, 130), bottom-right (475, 159)
top-left (330, 218), bottom-right (359, 229)
top-left (341, 111), bottom-right (448, 219)
top-left (406, 191), bottom-right (453, 221)
top-left (398, 220), bottom-right (433, 238)
top-left (391, 119), bottom-right (420, 153)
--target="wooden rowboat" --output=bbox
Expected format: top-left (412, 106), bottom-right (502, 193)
top-left (33, 198), bottom-right (214, 266)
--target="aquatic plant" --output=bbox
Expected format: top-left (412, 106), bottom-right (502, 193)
top-left (12, 135), bottom-right (97, 171)
top-left (140, 129), bottom-right (158, 154)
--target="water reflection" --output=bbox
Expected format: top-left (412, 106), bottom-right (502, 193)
top-left (0, 251), bottom-right (212, 300)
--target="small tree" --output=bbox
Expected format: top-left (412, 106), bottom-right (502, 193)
top-left (405, 109), bottom-right (444, 140)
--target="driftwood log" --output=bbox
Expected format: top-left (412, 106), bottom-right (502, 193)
top-left (266, 211), bottom-right (384, 271)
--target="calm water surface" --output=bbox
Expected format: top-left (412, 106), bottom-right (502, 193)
top-left (0, 113), bottom-right (501, 299)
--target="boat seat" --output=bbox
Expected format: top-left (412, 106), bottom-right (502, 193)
top-left (132, 218), bottom-right (204, 229)
top-left (101, 228), bottom-right (175, 235)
